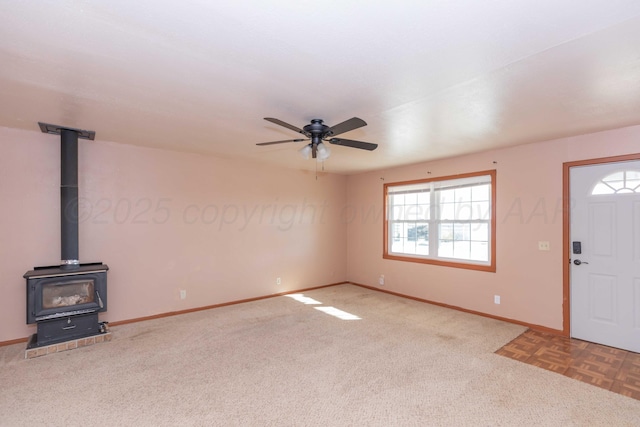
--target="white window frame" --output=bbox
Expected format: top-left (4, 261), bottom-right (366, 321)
top-left (383, 170), bottom-right (496, 272)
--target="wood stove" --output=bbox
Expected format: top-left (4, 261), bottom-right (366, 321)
top-left (24, 123), bottom-right (109, 349)
top-left (25, 263), bottom-right (108, 346)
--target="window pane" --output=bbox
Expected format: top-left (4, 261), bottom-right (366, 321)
top-left (391, 238), bottom-right (404, 253)
top-left (401, 224), bottom-right (415, 254)
top-left (403, 238), bottom-right (417, 254)
top-left (391, 205), bottom-right (405, 220)
top-left (455, 203), bottom-right (473, 220)
top-left (418, 204), bottom-right (430, 220)
top-left (390, 223), bottom-right (403, 253)
top-left (471, 201), bottom-right (490, 220)
top-left (455, 187), bottom-right (471, 203)
top-left (405, 205), bottom-right (420, 220)
top-left (440, 189), bottom-right (455, 203)
top-left (453, 241), bottom-right (471, 259)
top-left (405, 192), bottom-right (418, 205)
top-left (417, 192), bottom-right (430, 204)
top-left (416, 223), bottom-right (429, 256)
top-left (472, 184), bottom-right (489, 201)
top-left (416, 223), bottom-right (429, 241)
top-left (416, 243), bottom-right (429, 255)
top-left (592, 183), bottom-right (614, 195)
top-left (438, 239), bottom-right (453, 258)
top-left (607, 180), bottom-right (625, 191)
top-left (440, 203), bottom-right (455, 220)
top-left (602, 172), bottom-right (624, 182)
top-left (470, 242), bottom-right (489, 261)
top-left (440, 223), bottom-right (453, 240)
top-left (392, 193), bottom-right (405, 205)
top-left (454, 223), bottom-right (471, 241)
top-left (438, 223), bottom-right (454, 258)
top-left (471, 223), bottom-right (489, 242)
top-left (403, 223), bottom-right (412, 239)
top-left (406, 224), bottom-right (418, 242)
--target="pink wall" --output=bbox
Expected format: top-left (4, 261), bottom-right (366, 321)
top-left (2, 124), bottom-right (639, 342)
top-left (346, 125), bottom-right (640, 331)
top-left (0, 126), bottom-right (347, 342)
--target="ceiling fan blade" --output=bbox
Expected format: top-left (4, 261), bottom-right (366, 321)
top-left (328, 117), bottom-right (367, 136)
top-left (264, 117), bottom-right (308, 136)
top-left (256, 138), bottom-right (307, 146)
top-left (328, 138), bottom-right (378, 151)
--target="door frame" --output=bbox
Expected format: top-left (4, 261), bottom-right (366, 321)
top-left (562, 152), bottom-right (640, 336)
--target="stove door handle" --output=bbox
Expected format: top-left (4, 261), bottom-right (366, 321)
top-left (62, 324), bottom-right (76, 330)
top-left (96, 291), bottom-right (104, 309)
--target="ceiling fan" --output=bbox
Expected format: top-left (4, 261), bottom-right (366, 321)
top-left (257, 117), bottom-right (378, 160)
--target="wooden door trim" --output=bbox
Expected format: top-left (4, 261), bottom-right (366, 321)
top-left (562, 153), bottom-right (640, 336)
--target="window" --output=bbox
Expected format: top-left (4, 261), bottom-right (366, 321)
top-left (591, 170), bottom-right (640, 195)
top-left (384, 170), bottom-right (496, 272)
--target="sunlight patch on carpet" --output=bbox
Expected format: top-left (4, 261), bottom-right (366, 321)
top-left (314, 306), bottom-right (361, 320)
top-left (285, 293), bottom-right (322, 305)
top-left (285, 293), bottom-right (361, 319)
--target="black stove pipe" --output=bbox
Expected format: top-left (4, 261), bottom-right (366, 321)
top-left (60, 129), bottom-right (79, 268)
top-left (38, 122), bottom-right (96, 268)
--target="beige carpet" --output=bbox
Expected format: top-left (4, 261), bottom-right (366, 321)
top-left (1, 284), bottom-right (639, 426)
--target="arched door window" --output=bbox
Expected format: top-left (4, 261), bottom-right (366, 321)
top-left (591, 170), bottom-right (640, 195)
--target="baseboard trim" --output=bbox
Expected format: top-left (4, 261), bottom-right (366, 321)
top-left (349, 282), bottom-right (564, 336)
top-left (107, 282), bottom-right (346, 327)
top-left (0, 282), bottom-right (346, 347)
top-left (0, 337), bottom-right (29, 347)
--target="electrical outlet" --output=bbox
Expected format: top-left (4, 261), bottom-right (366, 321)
top-left (494, 295), bottom-right (500, 304)
top-left (379, 275), bottom-right (385, 286)
top-left (180, 290), bottom-right (187, 300)
top-left (538, 241), bottom-right (550, 251)
top-left (276, 277), bottom-right (281, 285)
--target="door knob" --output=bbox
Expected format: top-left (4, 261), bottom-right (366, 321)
top-left (573, 259), bottom-right (589, 265)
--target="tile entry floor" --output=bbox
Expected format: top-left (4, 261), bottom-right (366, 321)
top-left (496, 329), bottom-right (640, 400)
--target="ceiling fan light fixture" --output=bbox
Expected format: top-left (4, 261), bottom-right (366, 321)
top-left (299, 144), bottom-right (312, 160)
top-left (316, 142), bottom-right (330, 161)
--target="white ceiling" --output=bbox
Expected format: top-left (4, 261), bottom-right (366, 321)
top-left (2, 1), bottom-right (640, 174)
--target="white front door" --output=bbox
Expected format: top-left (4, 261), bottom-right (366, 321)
top-left (570, 160), bottom-right (640, 352)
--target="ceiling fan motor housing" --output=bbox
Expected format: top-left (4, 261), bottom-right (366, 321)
top-left (303, 119), bottom-right (333, 140)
